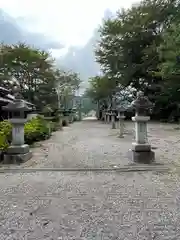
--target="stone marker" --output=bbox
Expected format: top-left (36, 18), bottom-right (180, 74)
top-left (107, 111), bottom-right (110, 124)
top-left (42, 104), bottom-right (54, 136)
top-left (111, 110), bottom-right (116, 129)
top-left (104, 112), bottom-right (107, 123)
top-left (68, 108), bottom-right (73, 123)
top-left (117, 105), bottom-right (126, 138)
top-left (57, 109), bottom-right (63, 130)
top-left (130, 91), bottom-right (155, 163)
top-left (3, 86), bottom-right (32, 164)
top-left (63, 109), bottom-right (70, 126)
top-left (72, 107), bottom-right (77, 123)
top-left (105, 111), bottom-right (109, 123)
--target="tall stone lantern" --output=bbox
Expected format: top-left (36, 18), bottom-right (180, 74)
top-left (130, 91), bottom-right (155, 163)
top-left (2, 86), bottom-right (32, 164)
top-left (57, 107), bottom-right (64, 130)
top-left (106, 107), bottom-right (111, 124)
top-left (71, 107), bottom-right (77, 122)
top-left (111, 97), bottom-right (117, 129)
top-left (110, 109), bottom-right (116, 129)
top-left (104, 110), bottom-right (107, 123)
top-left (42, 104), bottom-right (54, 136)
top-left (117, 105), bottom-right (126, 138)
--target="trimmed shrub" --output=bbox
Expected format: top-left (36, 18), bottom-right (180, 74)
top-left (24, 116), bottom-right (49, 144)
top-left (0, 120), bottom-right (12, 142)
top-left (0, 116), bottom-right (51, 150)
top-left (0, 120), bottom-right (12, 154)
top-left (0, 133), bottom-right (9, 151)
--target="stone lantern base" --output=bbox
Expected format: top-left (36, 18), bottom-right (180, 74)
top-left (130, 143), bottom-right (155, 164)
top-left (3, 144), bottom-right (32, 164)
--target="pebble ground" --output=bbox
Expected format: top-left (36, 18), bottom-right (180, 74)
top-left (0, 118), bottom-right (180, 239)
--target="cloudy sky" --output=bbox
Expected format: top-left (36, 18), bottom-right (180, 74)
top-left (1, 0), bottom-right (137, 47)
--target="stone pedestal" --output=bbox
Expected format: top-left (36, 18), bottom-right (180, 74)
top-left (59, 117), bottom-right (63, 130)
top-left (106, 113), bottom-right (108, 123)
top-left (78, 107), bottom-right (82, 121)
top-left (117, 105), bottom-right (126, 137)
top-left (64, 115), bottom-right (69, 126)
top-left (111, 113), bottom-right (116, 129)
top-left (4, 144), bottom-right (32, 164)
top-left (118, 115), bottom-right (125, 138)
top-left (104, 113), bottom-right (107, 123)
top-left (3, 119), bottom-right (32, 164)
top-left (107, 113), bottom-right (110, 123)
top-left (69, 112), bottom-right (73, 123)
top-left (131, 113), bottom-right (154, 163)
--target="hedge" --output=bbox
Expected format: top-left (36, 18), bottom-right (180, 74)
top-left (0, 120), bottom-right (12, 151)
top-left (24, 116), bottom-right (50, 144)
top-left (0, 116), bottom-right (54, 151)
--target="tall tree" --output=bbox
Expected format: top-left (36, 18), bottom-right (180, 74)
top-left (96, 0), bottom-right (177, 91)
top-left (0, 43), bottom-right (81, 111)
top-left (94, 0), bottom-right (178, 119)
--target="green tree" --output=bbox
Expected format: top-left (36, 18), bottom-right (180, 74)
top-left (0, 43), bottom-right (81, 112)
top-left (55, 70), bottom-right (81, 110)
top-left (157, 17), bottom-right (180, 120)
top-left (94, 0), bottom-right (178, 119)
top-left (86, 75), bottom-right (116, 103)
top-left (0, 43), bottom-right (56, 108)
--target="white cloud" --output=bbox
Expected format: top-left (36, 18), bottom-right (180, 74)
top-left (0, 0), bottom-right (138, 46)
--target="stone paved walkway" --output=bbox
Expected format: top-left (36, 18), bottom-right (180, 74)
top-left (0, 118), bottom-right (180, 239)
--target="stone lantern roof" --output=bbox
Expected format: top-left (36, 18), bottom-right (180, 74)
top-left (42, 105), bottom-right (53, 113)
top-left (117, 104), bottom-right (126, 112)
top-left (131, 91), bottom-right (152, 111)
top-left (3, 99), bottom-right (32, 112)
top-left (2, 86), bottom-right (32, 112)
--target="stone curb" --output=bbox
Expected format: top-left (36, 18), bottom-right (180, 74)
top-left (0, 164), bottom-right (170, 173)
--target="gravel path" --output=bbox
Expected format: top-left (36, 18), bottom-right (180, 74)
top-left (19, 118), bottom-right (180, 169)
top-left (0, 171), bottom-right (180, 239)
top-left (0, 118), bottom-right (180, 239)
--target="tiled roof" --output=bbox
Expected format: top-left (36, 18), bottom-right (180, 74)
top-left (0, 86), bottom-right (35, 107)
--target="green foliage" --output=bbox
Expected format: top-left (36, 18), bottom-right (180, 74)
top-left (0, 134), bottom-right (9, 151)
top-left (0, 120), bottom-right (12, 151)
top-left (0, 120), bottom-right (12, 141)
top-left (87, 0), bottom-right (180, 121)
top-left (0, 116), bottom-right (56, 150)
top-left (24, 117), bottom-right (49, 144)
top-left (86, 75), bottom-right (116, 102)
top-left (0, 43), bottom-right (81, 112)
top-left (159, 19), bottom-right (180, 77)
top-left (81, 96), bottom-right (96, 114)
top-left (96, 0), bottom-right (177, 89)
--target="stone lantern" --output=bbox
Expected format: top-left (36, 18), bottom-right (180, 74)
top-left (68, 107), bottom-right (75, 123)
top-left (62, 108), bottom-right (70, 126)
top-left (57, 107), bottom-right (64, 130)
top-left (104, 109), bottom-right (108, 123)
top-left (130, 91), bottom-right (155, 163)
top-left (110, 97), bottom-right (117, 129)
top-left (110, 106), bottom-right (116, 129)
top-left (104, 110), bottom-right (108, 123)
top-left (117, 105), bottom-right (126, 138)
top-left (71, 107), bottom-right (77, 122)
top-left (106, 107), bottom-right (111, 124)
top-left (42, 104), bottom-right (54, 136)
top-left (2, 86), bottom-right (32, 164)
